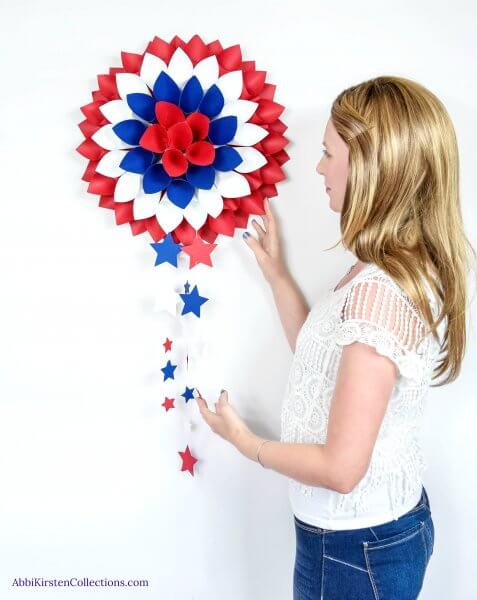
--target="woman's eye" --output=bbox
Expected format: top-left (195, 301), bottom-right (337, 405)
top-left (322, 148), bottom-right (330, 157)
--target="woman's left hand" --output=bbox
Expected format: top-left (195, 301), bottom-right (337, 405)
top-left (195, 389), bottom-right (256, 456)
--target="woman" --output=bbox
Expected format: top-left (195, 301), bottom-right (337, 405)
top-left (195, 75), bottom-right (476, 599)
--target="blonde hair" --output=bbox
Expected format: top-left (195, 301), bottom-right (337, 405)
top-left (328, 75), bottom-right (476, 386)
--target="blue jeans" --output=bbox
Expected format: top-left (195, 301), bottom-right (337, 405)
top-left (293, 486), bottom-right (434, 599)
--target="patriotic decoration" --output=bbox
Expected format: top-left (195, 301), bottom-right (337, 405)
top-left (76, 34), bottom-right (289, 254)
top-left (76, 35), bottom-right (289, 478)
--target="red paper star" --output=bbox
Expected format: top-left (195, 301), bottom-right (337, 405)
top-left (178, 445), bottom-right (198, 476)
top-left (182, 237), bottom-right (217, 268)
top-left (162, 397), bottom-right (175, 411)
top-left (163, 337), bottom-right (173, 352)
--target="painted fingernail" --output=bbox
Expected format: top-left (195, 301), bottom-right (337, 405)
top-left (220, 388), bottom-right (226, 393)
top-left (242, 231), bottom-right (250, 238)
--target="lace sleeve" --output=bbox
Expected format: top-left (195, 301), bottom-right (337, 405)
top-left (335, 278), bottom-right (428, 381)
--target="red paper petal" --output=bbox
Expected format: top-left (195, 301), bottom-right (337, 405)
top-left (130, 219), bottom-right (148, 235)
top-left (146, 36), bottom-right (174, 62)
top-left (167, 121), bottom-right (193, 151)
top-left (87, 173), bottom-right (116, 195)
top-left (260, 157), bottom-right (285, 184)
top-left (97, 74), bottom-right (119, 99)
top-left (186, 112), bottom-right (210, 141)
top-left (274, 149), bottom-right (290, 166)
top-left (162, 149), bottom-right (188, 177)
top-left (186, 141), bottom-right (215, 166)
top-left (240, 191), bottom-right (265, 215)
top-left (145, 216), bottom-right (166, 242)
top-left (121, 51), bottom-right (143, 73)
top-left (207, 210), bottom-right (235, 236)
top-left (217, 44), bottom-right (242, 70)
top-left (261, 184), bottom-right (278, 198)
top-left (114, 201), bottom-right (134, 225)
top-left (82, 160), bottom-right (99, 182)
top-left (155, 101), bottom-right (185, 129)
top-left (99, 195), bottom-right (115, 210)
top-left (256, 99), bottom-right (285, 123)
top-left (197, 223), bottom-right (219, 244)
top-left (243, 172), bottom-right (263, 192)
top-left (268, 119), bottom-right (288, 135)
top-left (261, 132), bottom-right (289, 154)
top-left (139, 124), bottom-right (168, 153)
top-left (243, 71), bottom-right (266, 96)
top-left (174, 220), bottom-right (197, 244)
top-left (185, 35), bottom-right (209, 65)
top-left (76, 138), bottom-right (106, 161)
top-left (80, 101), bottom-right (104, 124)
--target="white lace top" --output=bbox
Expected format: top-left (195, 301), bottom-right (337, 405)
top-left (280, 262), bottom-right (443, 530)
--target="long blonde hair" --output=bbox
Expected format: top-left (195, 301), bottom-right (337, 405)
top-left (328, 75), bottom-right (476, 386)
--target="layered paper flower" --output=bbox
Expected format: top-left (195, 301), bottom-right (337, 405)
top-left (77, 34), bottom-right (289, 245)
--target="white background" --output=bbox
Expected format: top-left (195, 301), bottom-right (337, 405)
top-left (0, 0), bottom-right (476, 598)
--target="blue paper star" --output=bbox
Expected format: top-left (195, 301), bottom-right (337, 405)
top-left (151, 233), bottom-right (182, 267)
top-left (161, 359), bottom-right (177, 381)
top-left (184, 280), bottom-right (191, 294)
top-left (181, 386), bottom-right (195, 403)
top-left (179, 285), bottom-right (209, 317)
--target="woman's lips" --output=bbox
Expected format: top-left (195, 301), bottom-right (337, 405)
top-left (326, 187), bottom-right (331, 191)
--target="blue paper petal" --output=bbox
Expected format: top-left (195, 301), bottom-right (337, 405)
top-left (153, 71), bottom-right (181, 103)
top-left (213, 146), bottom-right (243, 172)
top-left (198, 84), bottom-right (225, 118)
top-left (179, 76), bottom-right (204, 113)
top-left (208, 116), bottom-right (238, 145)
top-left (112, 119), bottom-right (147, 145)
top-left (186, 165), bottom-right (215, 190)
top-left (167, 179), bottom-right (195, 209)
top-left (143, 164), bottom-right (172, 193)
top-left (119, 147), bottom-right (154, 174)
top-left (126, 93), bottom-right (156, 122)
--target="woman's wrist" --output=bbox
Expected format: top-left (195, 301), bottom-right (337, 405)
top-left (235, 430), bottom-right (266, 462)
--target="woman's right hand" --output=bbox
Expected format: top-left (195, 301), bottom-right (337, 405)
top-left (242, 198), bottom-right (288, 285)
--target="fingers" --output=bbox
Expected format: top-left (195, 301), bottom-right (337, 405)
top-left (251, 219), bottom-right (266, 241)
top-left (243, 232), bottom-right (267, 262)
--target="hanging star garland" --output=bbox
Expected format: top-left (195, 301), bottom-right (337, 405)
top-left (151, 233), bottom-right (182, 267)
top-left (163, 337), bottom-right (173, 352)
top-left (181, 386), bottom-right (195, 403)
top-left (162, 397), bottom-right (175, 411)
top-left (161, 359), bottom-right (177, 381)
top-left (179, 284), bottom-right (209, 317)
top-left (178, 445), bottom-right (198, 475)
top-left (182, 236), bottom-right (217, 268)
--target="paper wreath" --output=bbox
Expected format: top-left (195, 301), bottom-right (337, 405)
top-left (76, 34), bottom-right (290, 245)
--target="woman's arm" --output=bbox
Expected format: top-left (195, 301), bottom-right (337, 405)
top-left (268, 271), bottom-right (310, 352)
top-left (234, 339), bottom-right (397, 493)
top-left (243, 198), bottom-right (310, 352)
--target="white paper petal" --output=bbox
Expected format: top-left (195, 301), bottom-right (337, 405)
top-left (230, 123), bottom-right (269, 146)
top-left (133, 189), bottom-right (162, 220)
top-left (91, 124), bottom-right (135, 150)
top-left (140, 52), bottom-right (168, 89)
top-left (216, 71), bottom-right (243, 103)
top-left (234, 147), bottom-right (268, 173)
top-left (214, 171), bottom-right (251, 198)
top-left (196, 187), bottom-right (223, 218)
top-left (166, 47), bottom-right (193, 88)
top-left (156, 196), bottom-right (184, 233)
top-left (183, 196), bottom-right (208, 230)
top-left (218, 100), bottom-right (258, 122)
top-left (96, 150), bottom-right (127, 177)
top-left (192, 55), bottom-right (219, 90)
top-left (115, 73), bottom-right (151, 100)
top-left (114, 172), bottom-right (142, 203)
top-left (99, 100), bottom-right (136, 124)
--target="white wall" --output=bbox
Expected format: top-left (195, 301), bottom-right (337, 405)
top-left (0, 1), bottom-right (476, 598)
